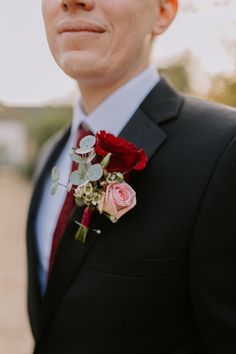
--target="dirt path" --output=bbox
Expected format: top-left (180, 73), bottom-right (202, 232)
top-left (0, 169), bottom-right (33, 354)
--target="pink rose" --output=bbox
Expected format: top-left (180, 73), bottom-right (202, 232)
top-left (98, 183), bottom-right (136, 222)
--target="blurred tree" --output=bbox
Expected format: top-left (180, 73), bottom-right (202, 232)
top-left (0, 106), bottom-right (71, 178)
top-left (207, 76), bottom-right (236, 107)
top-left (160, 64), bottom-right (190, 94)
top-left (158, 50), bottom-right (193, 94)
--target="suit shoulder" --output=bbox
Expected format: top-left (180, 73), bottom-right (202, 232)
top-left (180, 94), bottom-right (236, 131)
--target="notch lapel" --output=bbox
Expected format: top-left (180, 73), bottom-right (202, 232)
top-left (119, 108), bottom-right (167, 158)
top-left (37, 78), bottom-right (184, 339)
top-left (119, 78), bottom-right (184, 156)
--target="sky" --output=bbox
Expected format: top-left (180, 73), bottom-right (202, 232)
top-left (0, 0), bottom-right (236, 106)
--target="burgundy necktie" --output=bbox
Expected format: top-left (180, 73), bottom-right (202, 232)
top-left (48, 124), bottom-right (91, 276)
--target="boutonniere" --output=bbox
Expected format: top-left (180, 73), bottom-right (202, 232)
top-left (51, 130), bottom-right (147, 243)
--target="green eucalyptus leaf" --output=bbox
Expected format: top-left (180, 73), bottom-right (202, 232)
top-left (51, 183), bottom-right (58, 195)
top-left (51, 167), bottom-right (60, 182)
top-left (70, 153), bottom-right (84, 164)
top-left (80, 135), bottom-right (96, 149)
top-left (88, 164), bottom-right (103, 181)
top-left (76, 146), bottom-right (94, 154)
top-left (70, 171), bottom-right (87, 186)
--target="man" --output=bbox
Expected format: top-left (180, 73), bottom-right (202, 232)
top-left (26, 0), bottom-right (236, 353)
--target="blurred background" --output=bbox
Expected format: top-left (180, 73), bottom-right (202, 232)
top-left (1, 0), bottom-right (236, 353)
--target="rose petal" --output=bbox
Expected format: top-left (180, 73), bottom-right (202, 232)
top-left (112, 184), bottom-right (133, 207)
top-left (114, 194), bottom-right (137, 220)
top-left (102, 185), bottom-right (118, 216)
top-left (99, 183), bottom-right (136, 221)
top-left (95, 131), bottom-right (148, 175)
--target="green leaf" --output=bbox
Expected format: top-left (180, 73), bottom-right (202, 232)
top-left (101, 153), bottom-right (112, 168)
top-left (75, 146), bottom-right (94, 154)
top-left (51, 183), bottom-right (58, 195)
top-left (88, 164), bottom-right (103, 181)
top-left (70, 153), bottom-right (84, 164)
top-left (51, 166), bottom-right (60, 182)
top-left (70, 171), bottom-right (87, 186)
top-left (80, 135), bottom-right (96, 149)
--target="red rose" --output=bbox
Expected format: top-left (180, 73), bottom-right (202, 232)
top-left (95, 130), bottom-right (147, 175)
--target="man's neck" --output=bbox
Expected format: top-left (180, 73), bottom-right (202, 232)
top-left (78, 64), bottom-right (150, 115)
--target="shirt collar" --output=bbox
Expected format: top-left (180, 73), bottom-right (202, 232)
top-left (71, 65), bottom-right (160, 137)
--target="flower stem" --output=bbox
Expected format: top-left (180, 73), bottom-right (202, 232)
top-left (75, 225), bottom-right (89, 243)
top-left (74, 207), bottom-right (94, 243)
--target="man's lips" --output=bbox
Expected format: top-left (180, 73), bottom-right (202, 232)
top-left (57, 20), bottom-right (106, 34)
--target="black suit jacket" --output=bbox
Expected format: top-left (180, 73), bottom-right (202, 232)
top-left (26, 78), bottom-right (236, 354)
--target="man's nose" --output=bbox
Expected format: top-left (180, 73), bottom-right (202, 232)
top-left (59, 0), bottom-right (94, 11)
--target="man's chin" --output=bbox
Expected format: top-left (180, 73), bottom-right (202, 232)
top-left (57, 53), bottom-right (103, 81)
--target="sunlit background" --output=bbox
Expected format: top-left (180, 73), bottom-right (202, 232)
top-left (0, 0), bottom-right (236, 353)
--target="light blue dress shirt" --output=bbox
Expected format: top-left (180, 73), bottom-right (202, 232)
top-left (36, 65), bottom-right (160, 295)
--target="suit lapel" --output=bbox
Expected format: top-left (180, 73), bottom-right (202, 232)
top-left (119, 78), bottom-right (183, 155)
top-left (37, 78), bottom-right (184, 339)
top-left (118, 107), bottom-right (167, 158)
top-left (26, 125), bottom-right (70, 340)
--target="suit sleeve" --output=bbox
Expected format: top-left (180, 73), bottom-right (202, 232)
top-left (189, 135), bottom-right (236, 354)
